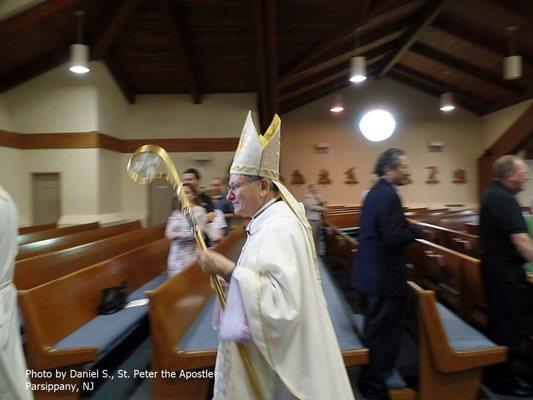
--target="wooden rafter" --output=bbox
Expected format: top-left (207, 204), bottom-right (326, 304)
top-left (252, 0), bottom-right (278, 132)
top-left (104, 56), bottom-right (136, 104)
top-left (280, 57), bottom-right (387, 103)
top-left (410, 43), bottom-right (524, 94)
top-left (280, 77), bottom-right (351, 114)
top-left (388, 71), bottom-right (484, 114)
top-left (480, 0), bottom-right (529, 15)
top-left (434, 15), bottom-right (533, 66)
top-left (158, 0), bottom-right (201, 104)
top-left (0, 48), bottom-right (68, 93)
top-left (0, 0), bottom-right (81, 37)
top-left (280, 0), bottom-right (413, 79)
top-left (90, 0), bottom-right (142, 60)
top-left (378, 0), bottom-right (445, 77)
top-left (279, 15), bottom-right (419, 89)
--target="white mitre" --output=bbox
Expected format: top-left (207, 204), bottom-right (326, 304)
top-left (230, 111), bottom-right (320, 276)
top-left (230, 111), bottom-right (280, 180)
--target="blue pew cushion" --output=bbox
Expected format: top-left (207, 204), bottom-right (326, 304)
top-left (54, 273), bottom-right (167, 358)
top-left (437, 304), bottom-right (496, 351)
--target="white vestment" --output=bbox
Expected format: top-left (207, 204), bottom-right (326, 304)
top-left (213, 200), bottom-right (354, 400)
top-left (0, 186), bottom-right (33, 400)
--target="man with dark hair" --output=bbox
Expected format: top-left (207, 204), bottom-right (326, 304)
top-left (480, 155), bottom-right (533, 397)
top-left (351, 148), bottom-right (423, 399)
top-left (182, 167), bottom-right (215, 213)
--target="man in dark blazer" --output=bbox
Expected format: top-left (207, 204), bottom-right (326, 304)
top-left (352, 148), bottom-right (422, 400)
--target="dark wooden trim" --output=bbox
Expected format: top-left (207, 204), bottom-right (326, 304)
top-left (90, 0), bottom-right (143, 60)
top-left (122, 138), bottom-right (239, 153)
top-left (0, 0), bottom-right (81, 38)
top-left (0, 129), bottom-right (24, 148)
top-left (378, 0), bottom-right (444, 77)
top-left (478, 104), bottom-right (533, 195)
top-left (410, 43), bottom-right (524, 94)
top-left (0, 48), bottom-right (69, 93)
top-left (480, 0), bottom-right (528, 15)
top-left (158, 0), bottom-right (201, 104)
top-left (434, 14), bottom-right (533, 66)
top-left (280, 0), bottom-right (413, 78)
top-left (0, 130), bottom-right (238, 153)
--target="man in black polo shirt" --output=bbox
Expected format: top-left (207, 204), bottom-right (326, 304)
top-left (480, 155), bottom-right (533, 397)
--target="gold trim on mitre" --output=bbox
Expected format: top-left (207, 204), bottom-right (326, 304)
top-left (230, 111), bottom-right (280, 179)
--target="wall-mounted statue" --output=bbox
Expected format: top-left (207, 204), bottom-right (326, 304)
top-left (344, 167), bottom-right (358, 184)
top-left (290, 169), bottom-right (306, 185)
top-left (452, 169), bottom-right (466, 184)
top-left (318, 169), bottom-right (332, 185)
top-left (425, 166), bottom-right (439, 184)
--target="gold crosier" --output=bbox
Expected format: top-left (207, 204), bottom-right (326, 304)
top-left (127, 145), bottom-right (265, 400)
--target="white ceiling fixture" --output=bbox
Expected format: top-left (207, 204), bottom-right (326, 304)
top-left (358, 109), bottom-right (396, 142)
top-left (503, 26), bottom-right (522, 80)
top-left (329, 106), bottom-right (344, 113)
top-left (440, 92), bottom-right (455, 112)
top-left (69, 10), bottom-right (90, 74)
top-left (349, 56), bottom-right (367, 83)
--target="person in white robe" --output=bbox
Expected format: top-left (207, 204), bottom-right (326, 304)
top-left (0, 185), bottom-right (33, 400)
top-left (200, 112), bottom-right (354, 400)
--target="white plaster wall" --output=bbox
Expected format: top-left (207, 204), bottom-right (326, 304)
top-left (282, 79), bottom-right (483, 208)
top-left (0, 95), bottom-right (15, 131)
top-left (95, 63), bottom-right (129, 139)
top-left (23, 149), bottom-right (100, 224)
top-left (517, 159), bottom-right (533, 208)
top-left (122, 93), bottom-right (259, 139)
top-left (0, 0), bottom-right (45, 22)
top-left (3, 64), bottom-right (98, 133)
top-left (481, 99), bottom-right (533, 150)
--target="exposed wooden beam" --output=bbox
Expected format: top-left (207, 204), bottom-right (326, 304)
top-left (378, 0), bottom-right (445, 77)
top-left (90, 0), bottom-right (142, 60)
top-left (388, 70), bottom-right (484, 114)
top-left (480, 0), bottom-right (529, 15)
top-left (252, 0), bottom-right (278, 132)
top-left (280, 0), bottom-right (413, 79)
top-left (157, 0), bottom-right (201, 104)
top-left (478, 104), bottom-right (533, 194)
top-left (104, 56), bottom-right (136, 104)
top-left (434, 14), bottom-right (533, 66)
top-left (483, 90), bottom-right (533, 114)
top-left (410, 43), bottom-right (525, 94)
top-left (0, 48), bottom-right (69, 93)
top-left (280, 38), bottom-right (400, 90)
top-left (392, 65), bottom-right (489, 114)
top-left (0, 0), bottom-right (81, 37)
top-left (280, 58), bottom-right (386, 103)
top-left (281, 78), bottom-right (351, 114)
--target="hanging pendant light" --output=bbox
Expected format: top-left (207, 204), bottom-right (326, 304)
top-left (69, 10), bottom-right (90, 74)
top-left (440, 92), bottom-right (455, 112)
top-left (503, 27), bottom-right (521, 80)
top-left (349, 56), bottom-right (367, 83)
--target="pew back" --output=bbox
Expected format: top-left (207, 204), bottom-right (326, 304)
top-left (17, 222), bottom-right (99, 246)
top-left (16, 220), bottom-right (142, 260)
top-left (19, 222), bottom-right (57, 235)
top-left (15, 224), bottom-right (165, 290)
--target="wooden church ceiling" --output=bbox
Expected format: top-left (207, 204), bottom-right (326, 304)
top-left (0, 0), bottom-right (531, 128)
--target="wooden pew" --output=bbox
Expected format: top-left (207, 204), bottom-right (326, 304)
top-left (409, 281), bottom-right (507, 400)
top-left (19, 222), bottom-right (57, 235)
top-left (415, 222), bottom-right (480, 259)
top-left (16, 220), bottom-right (141, 260)
top-left (325, 212), bottom-right (361, 229)
top-left (148, 227), bottom-right (368, 399)
top-left (18, 238), bottom-right (169, 399)
top-left (14, 224), bottom-right (165, 290)
top-left (464, 222), bottom-right (479, 235)
top-left (17, 222), bottom-right (99, 246)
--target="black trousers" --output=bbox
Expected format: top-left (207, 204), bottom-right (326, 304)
top-left (481, 260), bottom-right (528, 382)
top-left (359, 292), bottom-right (406, 400)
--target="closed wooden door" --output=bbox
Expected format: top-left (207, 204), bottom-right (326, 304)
top-left (148, 179), bottom-right (174, 227)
